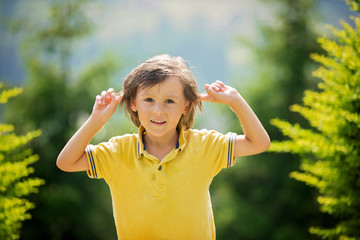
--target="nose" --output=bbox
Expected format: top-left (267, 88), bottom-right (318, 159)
top-left (152, 103), bottom-right (164, 115)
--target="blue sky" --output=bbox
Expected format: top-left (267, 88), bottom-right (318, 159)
top-left (0, 0), bottom-right (351, 89)
top-left (0, 0), bottom-right (353, 133)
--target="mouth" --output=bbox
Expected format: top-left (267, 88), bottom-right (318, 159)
top-left (151, 120), bottom-right (166, 125)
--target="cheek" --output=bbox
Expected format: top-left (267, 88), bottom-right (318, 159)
top-left (167, 106), bottom-right (186, 117)
top-left (136, 111), bottom-right (147, 124)
top-left (136, 105), bottom-right (147, 116)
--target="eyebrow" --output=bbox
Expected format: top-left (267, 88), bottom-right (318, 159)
top-left (166, 95), bottom-right (179, 99)
top-left (139, 91), bottom-right (180, 99)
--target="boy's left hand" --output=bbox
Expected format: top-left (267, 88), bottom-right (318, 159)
top-left (198, 80), bottom-right (240, 106)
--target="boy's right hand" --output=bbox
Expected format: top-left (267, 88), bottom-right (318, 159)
top-left (91, 88), bottom-right (122, 124)
top-left (57, 88), bottom-right (122, 173)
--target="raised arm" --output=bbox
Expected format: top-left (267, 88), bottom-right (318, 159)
top-left (198, 81), bottom-right (270, 157)
top-left (57, 88), bottom-right (122, 172)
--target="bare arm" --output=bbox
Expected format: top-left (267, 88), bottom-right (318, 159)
top-left (57, 88), bottom-right (122, 172)
top-left (198, 81), bottom-right (270, 157)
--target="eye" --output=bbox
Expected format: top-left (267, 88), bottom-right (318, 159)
top-left (165, 99), bottom-right (175, 103)
top-left (144, 98), bottom-right (154, 102)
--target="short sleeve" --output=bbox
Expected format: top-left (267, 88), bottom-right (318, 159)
top-left (86, 138), bottom-right (119, 180)
top-left (209, 131), bottom-right (237, 176)
top-left (190, 130), bottom-right (237, 177)
top-left (226, 132), bottom-right (237, 168)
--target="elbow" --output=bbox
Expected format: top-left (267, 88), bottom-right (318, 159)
top-left (261, 135), bottom-right (271, 152)
top-left (56, 156), bottom-right (64, 171)
top-left (56, 155), bottom-right (68, 172)
top-left (264, 139), bottom-right (271, 152)
top-left (254, 134), bottom-right (271, 154)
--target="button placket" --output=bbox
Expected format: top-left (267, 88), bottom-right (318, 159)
top-left (156, 165), bottom-right (166, 184)
top-left (153, 163), bottom-right (166, 198)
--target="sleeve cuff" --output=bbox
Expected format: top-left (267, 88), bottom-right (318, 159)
top-left (226, 133), bottom-right (237, 168)
top-left (86, 145), bottom-right (99, 179)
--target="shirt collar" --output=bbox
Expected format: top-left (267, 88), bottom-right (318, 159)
top-left (136, 124), bottom-right (187, 158)
top-left (137, 125), bottom-right (146, 158)
top-left (177, 124), bottom-right (186, 151)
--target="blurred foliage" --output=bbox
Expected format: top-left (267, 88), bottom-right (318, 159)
top-left (0, 83), bottom-right (43, 240)
top-left (270, 8), bottom-right (360, 239)
top-left (212, 0), bottom-right (330, 239)
top-left (346, 0), bottom-right (360, 12)
top-left (3, 0), bottom-right (123, 239)
top-left (1, 0), bottom-right (356, 239)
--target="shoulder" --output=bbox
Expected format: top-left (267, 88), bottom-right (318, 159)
top-left (89, 133), bottom-right (140, 165)
top-left (185, 128), bottom-right (223, 138)
top-left (184, 128), bottom-right (229, 145)
top-left (108, 133), bottom-right (138, 144)
top-left (95, 133), bottom-right (138, 151)
top-left (185, 128), bottom-right (236, 146)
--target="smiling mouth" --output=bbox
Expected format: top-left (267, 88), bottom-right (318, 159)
top-left (151, 120), bottom-right (166, 124)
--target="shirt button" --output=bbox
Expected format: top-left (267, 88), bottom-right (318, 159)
top-left (158, 165), bottom-right (162, 171)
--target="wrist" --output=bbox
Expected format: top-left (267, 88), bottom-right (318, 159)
top-left (229, 95), bottom-right (251, 115)
top-left (87, 114), bottom-right (107, 131)
top-left (227, 92), bottom-right (243, 109)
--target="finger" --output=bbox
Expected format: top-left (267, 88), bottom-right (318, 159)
top-left (106, 88), bottom-right (114, 99)
top-left (103, 90), bottom-right (115, 103)
top-left (210, 82), bottom-right (223, 92)
top-left (210, 85), bottom-right (220, 92)
top-left (96, 95), bottom-right (102, 105)
top-left (199, 84), bottom-right (218, 102)
top-left (209, 82), bottom-right (224, 93)
top-left (109, 93), bottom-right (121, 107)
top-left (215, 81), bottom-right (226, 91)
top-left (114, 91), bottom-right (123, 97)
top-left (106, 89), bottom-right (115, 101)
top-left (215, 80), bottom-right (225, 88)
top-left (206, 84), bottom-right (218, 96)
top-left (213, 81), bottom-right (227, 91)
top-left (197, 85), bottom-right (210, 101)
top-left (100, 91), bottom-right (107, 103)
top-left (112, 92), bottom-right (122, 103)
top-left (114, 91), bottom-right (124, 102)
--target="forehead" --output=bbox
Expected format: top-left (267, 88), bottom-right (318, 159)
top-left (138, 77), bottom-right (184, 96)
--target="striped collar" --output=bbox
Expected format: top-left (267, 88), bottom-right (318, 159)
top-left (137, 124), bottom-right (186, 159)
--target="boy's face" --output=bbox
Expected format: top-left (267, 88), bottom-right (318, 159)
top-left (131, 77), bottom-right (189, 138)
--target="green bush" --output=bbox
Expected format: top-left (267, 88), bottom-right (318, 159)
top-left (270, 12), bottom-right (360, 240)
top-left (0, 83), bottom-right (44, 240)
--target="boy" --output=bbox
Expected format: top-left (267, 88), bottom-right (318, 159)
top-left (57, 54), bottom-right (270, 239)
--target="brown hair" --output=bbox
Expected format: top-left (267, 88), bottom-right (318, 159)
top-left (121, 54), bottom-right (202, 130)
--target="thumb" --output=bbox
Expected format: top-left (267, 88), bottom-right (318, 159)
top-left (198, 92), bottom-right (209, 102)
top-left (198, 84), bottom-right (215, 102)
top-left (205, 83), bottom-right (218, 98)
top-left (110, 93), bottom-right (121, 107)
top-left (114, 92), bottom-right (123, 104)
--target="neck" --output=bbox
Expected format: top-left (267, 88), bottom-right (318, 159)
top-left (143, 130), bottom-right (179, 161)
top-left (143, 130), bottom-right (178, 149)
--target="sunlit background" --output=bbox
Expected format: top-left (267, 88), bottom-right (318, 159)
top-left (1, 0), bottom-right (351, 88)
top-left (0, 0), bottom-right (356, 239)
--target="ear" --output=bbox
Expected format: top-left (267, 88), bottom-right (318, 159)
top-left (130, 102), bottom-right (137, 112)
top-left (183, 102), bottom-right (190, 115)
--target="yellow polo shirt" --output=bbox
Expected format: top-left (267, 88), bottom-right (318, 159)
top-left (86, 125), bottom-right (236, 240)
